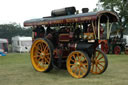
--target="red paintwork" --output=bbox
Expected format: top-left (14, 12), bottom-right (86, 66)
top-left (98, 40), bottom-right (109, 54)
top-left (114, 46), bottom-right (121, 54)
top-left (59, 34), bottom-right (70, 42)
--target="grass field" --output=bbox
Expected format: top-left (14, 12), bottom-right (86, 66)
top-left (0, 53), bottom-right (128, 85)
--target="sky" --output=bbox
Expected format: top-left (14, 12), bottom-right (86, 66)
top-left (0, 0), bottom-right (98, 26)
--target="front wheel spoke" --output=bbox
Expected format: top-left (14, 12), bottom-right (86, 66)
top-left (36, 46), bottom-right (41, 51)
top-left (40, 43), bottom-right (44, 51)
top-left (98, 63), bottom-right (104, 68)
top-left (78, 67), bottom-right (81, 77)
top-left (70, 63), bottom-right (75, 66)
top-left (36, 57), bottom-right (41, 61)
top-left (96, 52), bottom-right (100, 59)
top-left (81, 65), bottom-right (87, 71)
top-left (79, 56), bottom-right (83, 61)
top-left (44, 46), bottom-right (48, 52)
top-left (82, 63), bottom-right (88, 66)
top-left (97, 64), bottom-right (102, 72)
top-left (74, 66), bottom-right (78, 74)
top-left (70, 58), bottom-right (75, 62)
top-left (99, 60), bottom-right (105, 63)
top-left (45, 53), bottom-right (50, 56)
top-left (79, 67), bottom-right (84, 74)
top-left (44, 57), bottom-right (49, 63)
top-left (95, 64), bottom-right (98, 73)
top-left (37, 62), bottom-right (41, 67)
top-left (91, 63), bottom-right (94, 71)
top-left (72, 55), bottom-right (76, 60)
top-left (33, 55), bottom-right (39, 58)
top-left (45, 56), bottom-right (50, 61)
top-left (82, 58), bottom-right (87, 62)
top-left (41, 58), bottom-right (45, 64)
top-left (37, 50), bottom-right (41, 54)
top-left (35, 46), bottom-right (40, 50)
top-left (98, 56), bottom-right (104, 61)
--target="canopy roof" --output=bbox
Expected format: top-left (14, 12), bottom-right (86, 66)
top-left (12, 36), bottom-right (32, 41)
top-left (24, 11), bottom-right (118, 26)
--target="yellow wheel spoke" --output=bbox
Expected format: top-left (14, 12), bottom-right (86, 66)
top-left (74, 66), bottom-right (78, 74)
top-left (78, 68), bottom-right (81, 77)
top-left (96, 52), bottom-right (100, 59)
top-left (81, 65), bottom-right (87, 71)
top-left (45, 53), bottom-right (50, 56)
top-left (91, 63), bottom-right (94, 72)
top-left (37, 62), bottom-right (41, 67)
top-left (44, 46), bottom-right (47, 52)
top-left (41, 58), bottom-right (45, 64)
top-left (70, 58), bottom-right (75, 62)
top-left (82, 58), bottom-right (87, 62)
top-left (39, 44), bottom-right (43, 51)
top-left (72, 55), bottom-right (76, 60)
top-left (95, 64), bottom-right (98, 73)
top-left (98, 63), bottom-right (104, 68)
top-left (99, 61), bottom-right (105, 63)
top-left (33, 55), bottom-right (38, 58)
top-left (70, 63), bottom-right (75, 66)
top-left (82, 63), bottom-right (88, 66)
top-left (44, 57), bottom-right (49, 63)
top-left (36, 47), bottom-right (41, 52)
top-left (79, 67), bottom-right (84, 74)
top-left (79, 56), bottom-right (83, 61)
top-left (97, 64), bottom-right (102, 72)
top-left (98, 56), bottom-right (104, 61)
top-left (41, 44), bottom-right (45, 51)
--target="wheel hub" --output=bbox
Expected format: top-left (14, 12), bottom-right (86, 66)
top-left (40, 52), bottom-right (45, 57)
top-left (75, 62), bottom-right (80, 66)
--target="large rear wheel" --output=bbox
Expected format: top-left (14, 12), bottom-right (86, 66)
top-left (90, 49), bottom-right (108, 74)
top-left (30, 38), bottom-right (53, 72)
top-left (67, 51), bottom-right (91, 78)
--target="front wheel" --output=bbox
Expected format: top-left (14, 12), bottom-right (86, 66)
top-left (66, 51), bottom-right (91, 78)
top-left (90, 49), bottom-right (108, 74)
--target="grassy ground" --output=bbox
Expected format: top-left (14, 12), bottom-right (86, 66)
top-left (0, 53), bottom-right (128, 85)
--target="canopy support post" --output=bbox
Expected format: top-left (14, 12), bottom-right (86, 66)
top-left (98, 16), bottom-right (101, 39)
top-left (92, 21), bottom-right (96, 39)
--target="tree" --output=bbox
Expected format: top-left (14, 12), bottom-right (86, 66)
top-left (95, 0), bottom-right (128, 35)
top-left (0, 23), bottom-right (32, 44)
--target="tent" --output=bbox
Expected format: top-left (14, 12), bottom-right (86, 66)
top-left (12, 36), bottom-right (32, 53)
top-left (0, 39), bottom-right (8, 53)
top-left (123, 35), bottom-right (128, 44)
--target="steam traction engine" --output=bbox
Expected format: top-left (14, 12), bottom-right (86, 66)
top-left (24, 7), bottom-right (118, 78)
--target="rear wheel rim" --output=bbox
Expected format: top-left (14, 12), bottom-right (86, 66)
top-left (30, 39), bottom-right (51, 72)
top-left (67, 51), bottom-right (90, 78)
top-left (90, 49), bottom-right (108, 74)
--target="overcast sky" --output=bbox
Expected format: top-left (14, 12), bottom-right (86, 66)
top-left (0, 0), bottom-right (98, 26)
